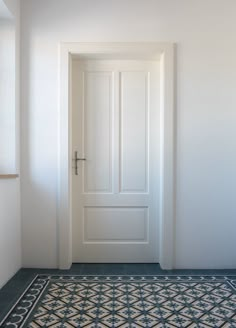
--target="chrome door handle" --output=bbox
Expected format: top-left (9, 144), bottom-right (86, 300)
top-left (74, 151), bottom-right (86, 175)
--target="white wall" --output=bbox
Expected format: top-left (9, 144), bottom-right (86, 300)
top-left (0, 180), bottom-right (21, 288)
top-left (3, 0), bottom-right (18, 17)
top-left (0, 0), bottom-right (11, 18)
top-left (0, 0), bottom-right (21, 288)
top-left (21, 0), bottom-right (236, 269)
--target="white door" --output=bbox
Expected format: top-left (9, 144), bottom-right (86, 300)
top-left (72, 59), bottom-right (160, 262)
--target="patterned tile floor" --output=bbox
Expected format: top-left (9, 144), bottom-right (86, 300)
top-left (0, 264), bottom-right (236, 327)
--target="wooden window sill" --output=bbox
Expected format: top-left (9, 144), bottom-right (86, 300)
top-left (0, 174), bottom-right (19, 179)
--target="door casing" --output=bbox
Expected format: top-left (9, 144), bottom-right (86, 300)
top-left (58, 42), bottom-right (175, 270)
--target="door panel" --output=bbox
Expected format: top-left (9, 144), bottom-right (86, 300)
top-left (72, 59), bottom-right (160, 262)
top-left (83, 71), bottom-right (114, 193)
top-left (84, 207), bottom-right (148, 242)
top-left (120, 71), bottom-right (149, 193)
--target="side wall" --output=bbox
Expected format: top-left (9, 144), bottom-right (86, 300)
top-left (0, 0), bottom-right (21, 288)
top-left (21, 0), bottom-right (236, 269)
top-left (0, 180), bottom-right (21, 288)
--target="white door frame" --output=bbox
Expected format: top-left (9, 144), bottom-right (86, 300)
top-left (58, 42), bottom-right (175, 270)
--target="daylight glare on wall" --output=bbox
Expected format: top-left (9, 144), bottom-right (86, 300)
top-left (0, 14), bottom-right (16, 173)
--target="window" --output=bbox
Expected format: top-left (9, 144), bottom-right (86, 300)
top-left (0, 5), bottom-right (16, 175)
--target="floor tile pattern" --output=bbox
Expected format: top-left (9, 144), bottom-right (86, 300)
top-left (1, 275), bottom-right (236, 327)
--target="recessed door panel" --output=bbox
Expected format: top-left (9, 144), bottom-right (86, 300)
top-left (83, 72), bottom-right (113, 193)
top-left (84, 207), bottom-right (148, 242)
top-left (120, 71), bottom-right (149, 193)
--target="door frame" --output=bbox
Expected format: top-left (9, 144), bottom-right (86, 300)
top-left (58, 42), bottom-right (176, 270)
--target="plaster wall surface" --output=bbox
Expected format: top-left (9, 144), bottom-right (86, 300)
top-left (21, 0), bottom-right (236, 269)
top-left (0, 0), bottom-right (21, 288)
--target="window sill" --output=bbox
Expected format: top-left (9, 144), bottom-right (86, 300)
top-left (0, 174), bottom-right (19, 179)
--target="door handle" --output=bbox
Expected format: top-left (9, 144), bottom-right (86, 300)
top-left (74, 151), bottom-right (86, 175)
